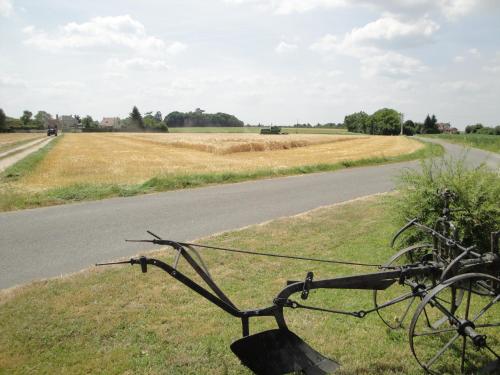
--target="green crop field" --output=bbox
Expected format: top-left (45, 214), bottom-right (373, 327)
top-left (423, 133), bottom-right (500, 153)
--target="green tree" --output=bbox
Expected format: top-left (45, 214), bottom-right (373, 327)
top-left (403, 120), bottom-right (416, 136)
top-left (465, 124), bottom-right (483, 134)
top-left (0, 108), bottom-right (6, 131)
top-left (20, 110), bottom-right (33, 127)
top-left (82, 115), bottom-right (97, 129)
top-left (34, 111), bottom-right (52, 128)
top-left (422, 114), bottom-right (439, 134)
top-left (344, 111), bottom-right (370, 133)
top-left (370, 108), bottom-right (401, 135)
top-left (129, 106), bottom-right (144, 128)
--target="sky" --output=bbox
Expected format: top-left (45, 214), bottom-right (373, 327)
top-left (1, 0), bottom-right (500, 129)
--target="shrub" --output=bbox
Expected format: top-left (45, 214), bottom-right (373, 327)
top-left (392, 155), bottom-right (499, 252)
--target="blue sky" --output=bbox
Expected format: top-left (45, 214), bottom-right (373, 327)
top-left (1, 0), bottom-right (499, 129)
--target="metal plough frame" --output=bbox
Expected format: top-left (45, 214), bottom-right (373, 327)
top-left (97, 190), bottom-right (499, 374)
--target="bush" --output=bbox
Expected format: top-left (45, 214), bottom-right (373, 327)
top-left (392, 155), bottom-right (499, 252)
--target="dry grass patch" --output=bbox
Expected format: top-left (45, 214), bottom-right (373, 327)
top-left (127, 133), bottom-right (362, 154)
top-left (17, 133), bottom-right (423, 189)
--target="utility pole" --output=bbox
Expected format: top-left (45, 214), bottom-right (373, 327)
top-left (399, 112), bottom-right (404, 135)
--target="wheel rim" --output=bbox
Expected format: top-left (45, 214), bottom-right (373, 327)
top-left (409, 273), bottom-right (500, 374)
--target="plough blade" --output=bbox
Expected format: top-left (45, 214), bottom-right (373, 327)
top-left (230, 329), bottom-right (340, 375)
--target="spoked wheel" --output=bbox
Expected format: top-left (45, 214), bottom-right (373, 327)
top-left (409, 273), bottom-right (500, 374)
top-left (374, 244), bottom-right (436, 329)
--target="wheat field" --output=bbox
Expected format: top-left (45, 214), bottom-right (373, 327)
top-left (18, 133), bottom-right (423, 189)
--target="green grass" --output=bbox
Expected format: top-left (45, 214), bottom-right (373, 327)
top-left (0, 140), bottom-right (443, 212)
top-left (422, 133), bottom-right (500, 153)
top-left (1, 196), bottom-right (496, 374)
top-left (168, 127), bottom-right (350, 134)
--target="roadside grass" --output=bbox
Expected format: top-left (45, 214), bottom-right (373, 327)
top-left (168, 127), bottom-right (350, 134)
top-left (0, 141), bottom-right (443, 212)
top-left (2, 195), bottom-right (495, 374)
top-left (0, 196), bottom-right (424, 374)
top-left (422, 133), bottom-right (500, 153)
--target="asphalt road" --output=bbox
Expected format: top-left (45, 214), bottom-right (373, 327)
top-left (0, 139), bottom-right (498, 289)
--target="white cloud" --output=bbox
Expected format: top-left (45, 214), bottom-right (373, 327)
top-left (482, 52), bottom-right (500, 73)
top-left (225, 0), bottom-right (481, 19)
top-left (311, 15), bottom-right (432, 78)
top-left (275, 41), bottom-right (298, 54)
top-left (23, 15), bottom-right (185, 56)
top-left (326, 69), bottom-right (343, 77)
top-left (0, 0), bottom-right (12, 17)
top-left (107, 57), bottom-right (171, 71)
top-left (0, 76), bottom-right (27, 88)
top-left (360, 52), bottom-right (427, 78)
top-left (439, 80), bottom-right (482, 91)
top-left (453, 55), bottom-right (464, 62)
top-left (166, 41), bottom-right (188, 55)
top-left (438, 0), bottom-right (478, 20)
top-left (342, 15), bottom-right (439, 49)
top-left (22, 25), bottom-right (35, 34)
top-left (468, 47), bottom-right (480, 57)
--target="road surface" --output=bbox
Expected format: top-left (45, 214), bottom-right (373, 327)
top-left (0, 139), bottom-right (498, 289)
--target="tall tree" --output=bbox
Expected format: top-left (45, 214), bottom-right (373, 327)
top-left (344, 111), bottom-right (370, 133)
top-left (370, 108), bottom-right (401, 135)
top-left (82, 115), bottom-right (97, 129)
top-left (422, 114), bottom-right (439, 134)
top-left (34, 110), bottom-right (52, 128)
top-left (0, 108), bottom-right (6, 131)
top-left (129, 106), bottom-right (144, 128)
top-left (20, 110), bottom-right (33, 126)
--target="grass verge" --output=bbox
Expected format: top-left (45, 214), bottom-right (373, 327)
top-left (0, 141), bottom-right (443, 212)
top-left (422, 133), bottom-right (500, 153)
top-left (1, 195), bottom-right (495, 374)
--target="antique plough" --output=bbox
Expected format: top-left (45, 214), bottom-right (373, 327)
top-left (97, 190), bottom-right (499, 374)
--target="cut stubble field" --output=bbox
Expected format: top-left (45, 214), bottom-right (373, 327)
top-left (18, 133), bottom-right (422, 188)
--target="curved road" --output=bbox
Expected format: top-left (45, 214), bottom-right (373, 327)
top-left (0, 139), bottom-right (498, 289)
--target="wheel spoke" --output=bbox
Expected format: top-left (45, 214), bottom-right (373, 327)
top-left (423, 306), bottom-right (433, 328)
top-left (425, 333), bottom-right (460, 369)
top-left (413, 326), bottom-right (458, 337)
top-left (398, 297), bottom-right (415, 326)
top-left (460, 336), bottom-right (467, 373)
top-left (472, 295), bottom-right (500, 323)
top-left (485, 344), bottom-right (500, 360)
top-left (464, 280), bottom-right (472, 320)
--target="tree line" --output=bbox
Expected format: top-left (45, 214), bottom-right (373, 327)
top-left (0, 107), bottom-right (245, 132)
top-left (344, 108), bottom-right (443, 136)
top-left (464, 124), bottom-right (500, 135)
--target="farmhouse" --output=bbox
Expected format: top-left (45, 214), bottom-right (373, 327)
top-left (100, 117), bottom-right (120, 128)
top-left (60, 115), bottom-right (79, 129)
top-left (437, 122), bottom-right (459, 134)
